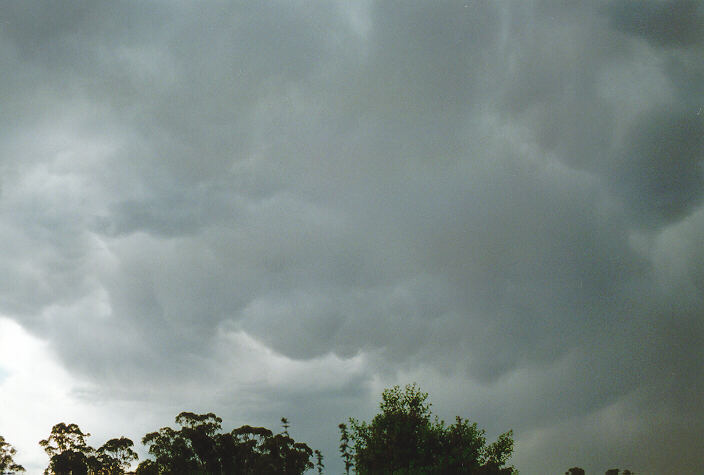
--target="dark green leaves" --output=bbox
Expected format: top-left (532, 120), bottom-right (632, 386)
top-left (342, 383), bottom-right (516, 474)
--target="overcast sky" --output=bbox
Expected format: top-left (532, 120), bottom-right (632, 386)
top-left (0, 1), bottom-right (702, 473)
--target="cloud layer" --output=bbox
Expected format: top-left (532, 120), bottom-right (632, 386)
top-left (1, 1), bottom-right (702, 472)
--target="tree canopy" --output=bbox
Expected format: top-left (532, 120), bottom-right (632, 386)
top-left (342, 383), bottom-right (516, 474)
top-left (0, 435), bottom-right (25, 473)
top-left (137, 411), bottom-right (314, 475)
top-left (38, 423), bottom-right (137, 475)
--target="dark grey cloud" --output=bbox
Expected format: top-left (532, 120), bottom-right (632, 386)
top-left (611, 106), bottom-right (704, 224)
top-left (608, 0), bottom-right (704, 47)
top-left (1, 1), bottom-right (702, 473)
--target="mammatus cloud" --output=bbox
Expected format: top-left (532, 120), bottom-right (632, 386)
top-left (0, 1), bottom-right (702, 472)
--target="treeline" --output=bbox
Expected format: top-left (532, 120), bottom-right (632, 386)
top-left (566, 468), bottom-right (635, 475)
top-left (0, 383), bottom-right (623, 474)
top-left (1, 414), bottom-right (318, 475)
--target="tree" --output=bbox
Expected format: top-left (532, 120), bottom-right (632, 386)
top-left (39, 423), bottom-right (92, 458)
top-left (228, 424), bottom-right (275, 474)
top-left (0, 435), bottom-right (25, 473)
top-left (343, 383), bottom-right (516, 474)
top-left (481, 429), bottom-right (515, 472)
top-left (338, 423), bottom-right (353, 475)
top-left (314, 449), bottom-right (324, 474)
top-left (138, 411), bottom-right (316, 475)
top-left (259, 432), bottom-right (313, 474)
top-left (134, 459), bottom-right (160, 475)
top-left (39, 423), bottom-right (93, 475)
top-left (566, 468), bottom-right (585, 475)
top-left (176, 412), bottom-right (222, 474)
top-left (141, 426), bottom-right (199, 474)
top-left (38, 423), bottom-right (136, 475)
top-left (47, 450), bottom-right (90, 475)
top-left (95, 437), bottom-right (139, 474)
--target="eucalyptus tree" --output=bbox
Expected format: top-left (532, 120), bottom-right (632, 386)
top-left (138, 411), bottom-right (316, 474)
top-left (0, 435), bottom-right (25, 473)
top-left (39, 423), bottom-right (93, 475)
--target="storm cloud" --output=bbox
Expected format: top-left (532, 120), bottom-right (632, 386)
top-left (1, 1), bottom-right (702, 473)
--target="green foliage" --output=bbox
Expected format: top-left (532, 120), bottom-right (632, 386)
top-left (0, 435), bottom-right (25, 472)
top-left (342, 383), bottom-right (516, 474)
top-left (138, 412), bottom-right (315, 474)
top-left (339, 423), bottom-right (354, 475)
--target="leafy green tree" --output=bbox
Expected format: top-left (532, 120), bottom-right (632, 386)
top-left (480, 429), bottom-right (514, 472)
top-left (343, 383), bottom-right (516, 474)
top-left (0, 435), bottom-right (25, 472)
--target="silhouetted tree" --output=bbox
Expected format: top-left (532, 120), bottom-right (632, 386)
top-left (338, 423), bottom-right (353, 475)
top-left (176, 412), bottom-right (222, 474)
top-left (566, 467), bottom-right (585, 475)
top-left (95, 437), bottom-right (139, 474)
top-left (259, 432), bottom-right (313, 474)
top-left (39, 423), bottom-right (136, 475)
top-left (39, 423), bottom-right (94, 475)
top-left (314, 449), bottom-right (324, 474)
top-left (228, 425), bottom-right (274, 473)
top-left (0, 435), bottom-right (25, 473)
top-left (343, 383), bottom-right (516, 474)
top-left (141, 426), bottom-right (199, 474)
top-left (134, 459), bottom-right (159, 475)
top-left (138, 412), bottom-right (315, 474)
top-left (47, 450), bottom-right (90, 475)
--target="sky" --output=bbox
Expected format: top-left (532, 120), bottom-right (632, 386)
top-left (0, 1), bottom-right (702, 473)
